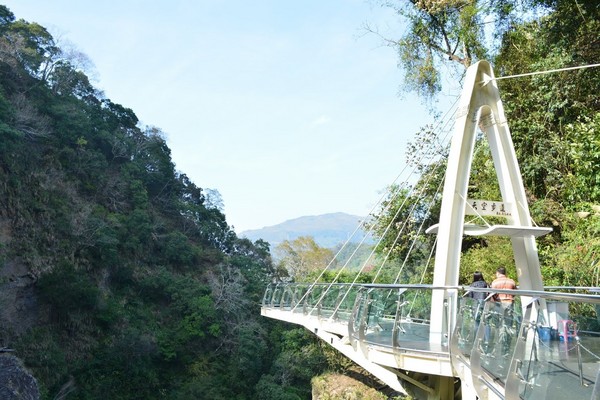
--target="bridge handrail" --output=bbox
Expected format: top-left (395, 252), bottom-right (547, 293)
top-left (262, 282), bottom-right (600, 307)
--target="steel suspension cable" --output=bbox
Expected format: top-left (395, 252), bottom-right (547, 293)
top-left (480, 63), bottom-right (600, 85)
top-left (374, 102), bottom-right (458, 283)
top-left (354, 104), bottom-right (459, 285)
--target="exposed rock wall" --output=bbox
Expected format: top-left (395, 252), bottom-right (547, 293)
top-left (0, 354), bottom-right (40, 400)
top-left (0, 259), bottom-right (42, 339)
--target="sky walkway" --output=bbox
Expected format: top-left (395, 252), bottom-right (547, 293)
top-left (260, 60), bottom-right (600, 399)
top-left (262, 284), bottom-right (600, 399)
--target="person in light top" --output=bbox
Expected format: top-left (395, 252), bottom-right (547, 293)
top-left (491, 267), bottom-right (516, 304)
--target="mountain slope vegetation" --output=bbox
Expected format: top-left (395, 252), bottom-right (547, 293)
top-left (241, 212), bottom-right (373, 249)
top-left (0, 6), bottom-right (335, 399)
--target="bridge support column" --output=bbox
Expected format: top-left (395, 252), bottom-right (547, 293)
top-left (429, 376), bottom-right (456, 400)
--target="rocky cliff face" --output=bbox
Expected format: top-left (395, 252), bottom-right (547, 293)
top-left (0, 214), bottom-right (44, 340)
top-left (0, 354), bottom-right (40, 399)
top-left (0, 260), bottom-right (42, 338)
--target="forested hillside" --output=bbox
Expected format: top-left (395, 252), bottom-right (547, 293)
top-left (0, 6), bottom-right (339, 399)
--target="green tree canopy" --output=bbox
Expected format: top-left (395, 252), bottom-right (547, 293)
top-left (370, 0), bottom-right (599, 287)
top-left (275, 236), bottom-right (336, 282)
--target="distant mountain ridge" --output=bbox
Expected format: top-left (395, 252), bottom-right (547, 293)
top-left (240, 212), bottom-right (371, 249)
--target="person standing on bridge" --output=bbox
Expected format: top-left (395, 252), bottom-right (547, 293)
top-left (468, 271), bottom-right (489, 301)
top-left (467, 272), bottom-right (489, 320)
top-left (467, 271), bottom-right (489, 340)
top-left (491, 267), bottom-right (516, 304)
top-left (491, 267), bottom-right (517, 356)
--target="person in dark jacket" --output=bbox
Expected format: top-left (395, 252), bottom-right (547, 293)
top-left (468, 271), bottom-right (489, 301)
top-left (467, 271), bottom-right (489, 332)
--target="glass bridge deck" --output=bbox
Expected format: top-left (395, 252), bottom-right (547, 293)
top-left (262, 283), bottom-right (600, 399)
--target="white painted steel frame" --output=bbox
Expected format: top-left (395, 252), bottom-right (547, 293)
top-left (429, 61), bottom-right (550, 399)
top-left (430, 61), bottom-right (546, 341)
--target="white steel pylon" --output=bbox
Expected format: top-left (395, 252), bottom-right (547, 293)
top-left (427, 60), bottom-right (550, 343)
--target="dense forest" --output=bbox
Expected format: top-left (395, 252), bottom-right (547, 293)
top-left (0, 1), bottom-right (598, 399)
top-left (0, 5), bottom-right (345, 399)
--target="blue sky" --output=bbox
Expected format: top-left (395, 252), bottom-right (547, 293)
top-left (4, 1), bottom-right (456, 232)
